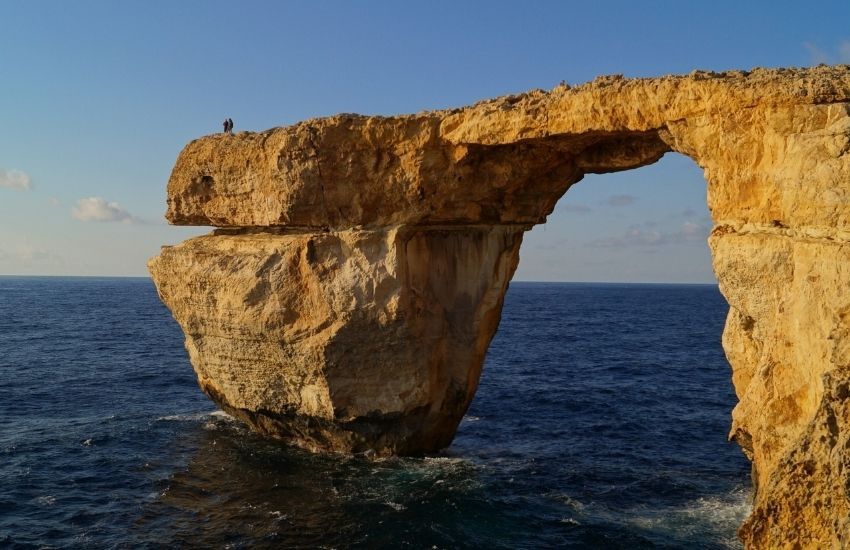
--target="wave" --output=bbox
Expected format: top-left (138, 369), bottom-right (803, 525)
top-left (155, 410), bottom-right (232, 422)
top-left (625, 487), bottom-right (752, 549)
top-left (384, 501), bottom-right (406, 511)
top-left (35, 495), bottom-right (56, 506)
top-left (544, 486), bottom-right (751, 548)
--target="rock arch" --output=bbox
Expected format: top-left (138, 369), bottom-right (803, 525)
top-left (150, 66), bottom-right (850, 546)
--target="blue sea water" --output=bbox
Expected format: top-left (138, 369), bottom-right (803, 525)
top-left (0, 277), bottom-right (750, 549)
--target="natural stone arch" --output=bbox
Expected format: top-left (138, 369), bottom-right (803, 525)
top-left (150, 66), bottom-right (850, 547)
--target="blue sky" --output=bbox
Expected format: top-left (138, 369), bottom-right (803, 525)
top-left (1, 1), bottom-right (848, 281)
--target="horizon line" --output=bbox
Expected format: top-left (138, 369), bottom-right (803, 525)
top-left (0, 273), bottom-right (718, 285)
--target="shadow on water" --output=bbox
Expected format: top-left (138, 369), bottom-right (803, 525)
top-left (128, 414), bottom-right (658, 548)
top-left (129, 406), bottom-right (747, 549)
top-left (131, 415), bottom-right (494, 548)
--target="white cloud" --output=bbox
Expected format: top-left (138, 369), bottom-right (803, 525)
top-left (72, 197), bottom-right (137, 223)
top-left (0, 168), bottom-right (31, 190)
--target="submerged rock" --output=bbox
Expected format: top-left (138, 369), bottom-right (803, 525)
top-left (150, 65), bottom-right (850, 547)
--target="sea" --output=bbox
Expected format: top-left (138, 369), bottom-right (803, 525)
top-left (0, 277), bottom-right (751, 549)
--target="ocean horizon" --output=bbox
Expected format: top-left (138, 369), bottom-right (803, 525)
top-left (0, 274), bottom-right (720, 286)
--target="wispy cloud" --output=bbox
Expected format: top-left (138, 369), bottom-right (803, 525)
top-left (19, 249), bottom-right (61, 262)
top-left (803, 40), bottom-right (850, 65)
top-left (840, 41), bottom-right (850, 63)
top-left (0, 168), bottom-right (31, 190)
top-left (557, 203), bottom-right (592, 214)
top-left (804, 42), bottom-right (830, 65)
top-left (0, 244), bottom-right (62, 264)
top-left (605, 194), bottom-right (637, 207)
top-left (680, 221), bottom-right (705, 239)
top-left (533, 238), bottom-right (570, 251)
top-left (587, 221), bottom-right (709, 248)
top-left (72, 197), bottom-right (140, 223)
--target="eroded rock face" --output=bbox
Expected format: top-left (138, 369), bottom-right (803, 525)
top-left (149, 226), bottom-right (523, 454)
top-left (150, 66), bottom-right (850, 547)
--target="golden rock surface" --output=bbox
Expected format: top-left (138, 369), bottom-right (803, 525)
top-left (150, 226), bottom-right (522, 454)
top-left (150, 65), bottom-right (850, 547)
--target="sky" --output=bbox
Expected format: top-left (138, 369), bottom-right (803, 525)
top-left (1, 1), bottom-right (848, 282)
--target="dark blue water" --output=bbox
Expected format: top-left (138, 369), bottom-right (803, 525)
top-left (0, 277), bottom-right (750, 549)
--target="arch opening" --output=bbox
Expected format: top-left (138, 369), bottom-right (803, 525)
top-left (456, 152), bottom-right (752, 545)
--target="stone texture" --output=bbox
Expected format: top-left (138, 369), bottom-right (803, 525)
top-left (150, 65), bottom-right (850, 547)
top-left (149, 225), bottom-right (523, 455)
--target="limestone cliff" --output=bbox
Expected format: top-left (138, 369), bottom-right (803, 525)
top-left (150, 65), bottom-right (850, 547)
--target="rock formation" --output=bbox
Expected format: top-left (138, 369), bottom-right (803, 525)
top-left (149, 65), bottom-right (850, 547)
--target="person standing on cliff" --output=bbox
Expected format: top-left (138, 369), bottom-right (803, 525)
top-left (228, 118), bottom-right (234, 134)
top-left (222, 118), bottom-right (229, 133)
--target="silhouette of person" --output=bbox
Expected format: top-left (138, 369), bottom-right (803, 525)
top-left (223, 119), bottom-right (228, 133)
top-left (227, 118), bottom-right (234, 134)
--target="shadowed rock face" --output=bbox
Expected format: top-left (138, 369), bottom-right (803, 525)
top-left (149, 66), bottom-right (850, 547)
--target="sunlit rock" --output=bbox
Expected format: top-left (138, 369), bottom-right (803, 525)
top-left (150, 65), bottom-right (850, 547)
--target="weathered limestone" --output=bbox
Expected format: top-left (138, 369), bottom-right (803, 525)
top-left (150, 66), bottom-right (850, 547)
top-left (149, 225), bottom-right (522, 454)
